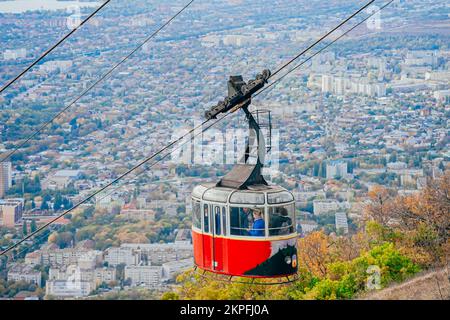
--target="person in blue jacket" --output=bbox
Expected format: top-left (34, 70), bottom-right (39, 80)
top-left (248, 209), bottom-right (265, 237)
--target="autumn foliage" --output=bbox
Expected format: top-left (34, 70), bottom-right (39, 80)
top-left (364, 171), bottom-right (449, 267)
top-left (168, 172), bottom-right (449, 300)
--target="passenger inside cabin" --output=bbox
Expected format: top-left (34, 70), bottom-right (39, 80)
top-left (242, 207), bottom-right (254, 227)
top-left (230, 207), bottom-right (258, 236)
top-left (248, 209), bottom-right (265, 237)
top-left (270, 207), bottom-right (292, 235)
top-left (269, 207), bottom-right (293, 236)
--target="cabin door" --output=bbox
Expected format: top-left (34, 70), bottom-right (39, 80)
top-left (202, 203), bottom-right (212, 270)
top-left (211, 205), bottom-right (226, 272)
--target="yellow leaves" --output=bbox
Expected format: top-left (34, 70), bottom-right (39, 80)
top-left (363, 171), bottom-right (449, 269)
top-left (298, 231), bottom-right (331, 277)
top-left (365, 220), bottom-right (387, 241)
top-left (398, 245), bottom-right (433, 267)
top-left (365, 185), bottom-right (395, 225)
top-left (47, 232), bottom-right (58, 244)
top-left (93, 227), bottom-right (111, 242)
top-left (116, 231), bottom-right (149, 244)
top-left (300, 279), bottom-right (338, 300)
top-left (161, 292), bottom-right (179, 300)
top-left (368, 185), bottom-right (390, 201)
top-left (172, 270), bottom-right (291, 300)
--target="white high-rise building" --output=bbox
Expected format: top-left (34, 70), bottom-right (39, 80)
top-left (7, 264), bottom-right (41, 286)
top-left (313, 200), bottom-right (338, 216)
top-left (162, 258), bottom-right (193, 280)
top-left (335, 212), bottom-right (349, 234)
top-left (125, 266), bottom-right (162, 287)
top-left (334, 77), bottom-right (346, 95)
top-left (321, 75), bottom-right (334, 93)
top-left (0, 162), bottom-right (12, 198)
top-left (104, 247), bottom-right (140, 266)
top-left (374, 83), bottom-right (387, 97)
top-left (46, 280), bottom-right (93, 298)
top-left (434, 90), bottom-right (450, 102)
top-left (0, 198), bottom-right (23, 227)
top-left (326, 161), bottom-right (349, 179)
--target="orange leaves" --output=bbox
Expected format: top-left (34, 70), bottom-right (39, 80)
top-left (364, 171), bottom-right (450, 267)
top-left (298, 231), bottom-right (331, 277)
top-left (365, 185), bottom-right (396, 226)
top-left (393, 172), bottom-right (449, 240)
top-left (368, 185), bottom-right (390, 202)
top-left (116, 231), bottom-right (150, 244)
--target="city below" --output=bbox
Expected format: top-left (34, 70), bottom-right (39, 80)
top-left (0, 0), bottom-right (448, 301)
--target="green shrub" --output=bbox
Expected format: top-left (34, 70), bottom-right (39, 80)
top-left (291, 243), bottom-right (420, 300)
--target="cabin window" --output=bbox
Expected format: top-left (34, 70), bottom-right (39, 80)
top-left (192, 199), bottom-right (201, 229)
top-left (203, 204), bottom-right (210, 233)
top-left (203, 188), bottom-right (231, 203)
top-left (229, 192), bottom-right (265, 205)
top-left (229, 207), bottom-right (265, 237)
top-left (214, 206), bottom-right (221, 235)
top-left (267, 191), bottom-right (294, 204)
top-left (222, 207), bottom-right (227, 236)
top-left (268, 204), bottom-right (295, 236)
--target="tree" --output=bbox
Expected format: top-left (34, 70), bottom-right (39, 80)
top-left (53, 193), bottom-right (63, 211)
top-left (49, 232), bottom-right (73, 248)
top-left (62, 197), bottom-right (72, 210)
top-left (30, 220), bottom-right (37, 233)
top-left (162, 292), bottom-right (180, 300)
top-left (390, 171), bottom-right (450, 266)
top-left (47, 232), bottom-right (58, 244)
top-left (364, 185), bottom-right (395, 225)
top-left (298, 231), bottom-right (331, 277)
top-left (22, 221), bottom-right (28, 236)
top-left (363, 172), bottom-right (449, 270)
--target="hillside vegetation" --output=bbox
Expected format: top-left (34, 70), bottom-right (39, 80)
top-left (163, 172), bottom-right (449, 300)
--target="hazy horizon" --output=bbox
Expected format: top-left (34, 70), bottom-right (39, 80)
top-left (0, 0), bottom-right (100, 14)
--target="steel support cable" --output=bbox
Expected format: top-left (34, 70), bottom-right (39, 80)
top-left (0, 116), bottom-right (210, 256)
top-left (256, 0), bottom-right (394, 99)
top-left (95, 114), bottom-right (234, 205)
top-left (1, 0), bottom-right (389, 256)
top-left (90, 50), bottom-right (232, 206)
top-left (94, 0), bottom-right (390, 201)
top-left (0, 0), bottom-right (195, 164)
top-left (269, 0), bottom-right (375, 79)
top-left (80, 0), bottom-right (397, 240)
top-left (8, 115), bottom-right (224, 259)
top-left (0, 0), bottom-right (112, 94)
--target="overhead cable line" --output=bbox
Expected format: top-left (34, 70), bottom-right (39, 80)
top-left (257, 0), bottom-right (394, 98)
top-left (1, 0), bottom-right (390, 257)
top-left (0, 116), bottom-right (211, 257)
top-left (0, 0), bottom-right (195, 164)
top-left (0, 0), bottom-right (112, 94)
top-left (79, 51), bottom-right (230, 206)
top-left (269, 0), bottom-right (374, 79)
top-left (96, 0), bottom-right (395, 211)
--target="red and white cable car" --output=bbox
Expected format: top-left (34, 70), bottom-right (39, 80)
top-left (192, 183), bottom-right (298, 278)
top-left (192, 71), bottom-right (298, 280)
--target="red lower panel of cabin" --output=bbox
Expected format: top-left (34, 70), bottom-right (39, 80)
top-left (192, 229), bottom-right (298, 278)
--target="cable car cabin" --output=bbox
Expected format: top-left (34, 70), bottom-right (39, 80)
top-left (191, 181), bottom-right (298, 278)
top-left (192, 72), bottom-right (297, 278)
